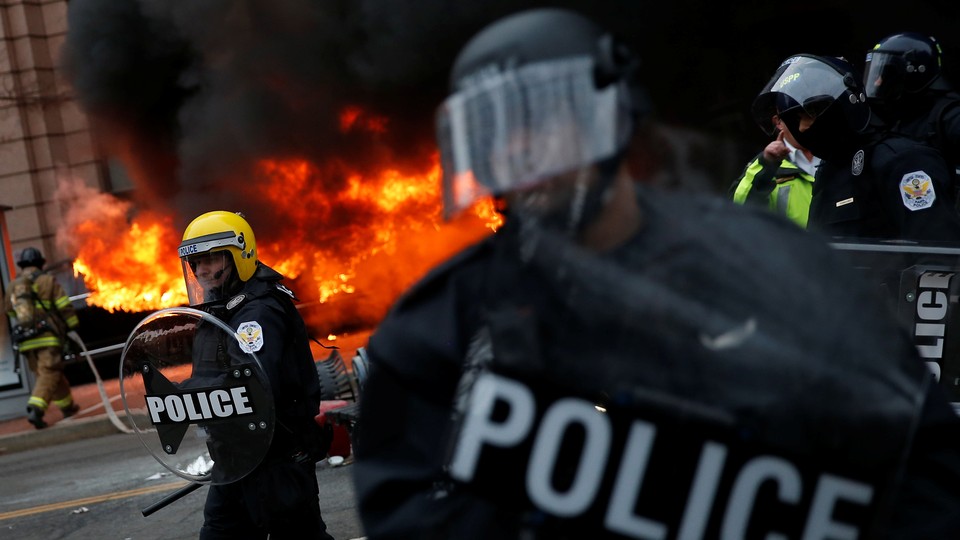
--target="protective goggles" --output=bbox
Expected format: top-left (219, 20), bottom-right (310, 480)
top-left (436, 56), bottom-right (633, 219)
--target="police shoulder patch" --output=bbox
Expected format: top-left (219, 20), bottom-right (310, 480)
top-left (899, 170), bottom-right (936, 211)
top-left (226, 294), bottom-right (245, 310)
top-left (236, 320), bottom-right (264, 353)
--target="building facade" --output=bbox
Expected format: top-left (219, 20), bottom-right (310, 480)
top-left (0, 0), bottom-right (110, 271)
top-left (0, 0), bottom-right (114, 420)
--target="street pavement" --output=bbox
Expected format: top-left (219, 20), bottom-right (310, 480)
top-left (0, 375), bottom-right (136, 455)
top-left (0, 331), bottom-right (372, 539)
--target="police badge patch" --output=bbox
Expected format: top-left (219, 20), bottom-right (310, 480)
top-left (899, 171), bottom-right (936, 211)
top-left (851, 149), bottom-right (864, 176)
top-left (236, 321), bottom-right (264, 353)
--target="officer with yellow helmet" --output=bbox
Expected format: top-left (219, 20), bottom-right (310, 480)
top-left (179, 210), bottom-right (258, 307)
top-left (178, 211), bottom-right (335, 540)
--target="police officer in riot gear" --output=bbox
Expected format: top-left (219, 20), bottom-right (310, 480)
top-left (178, 211), bottom-right (334, 540)
top-left (353, 8), bottom-right (960, 539)
top-left (864, 32), bottom-right (960, 182)
top-left (754, 53), bottom-right (960, 242)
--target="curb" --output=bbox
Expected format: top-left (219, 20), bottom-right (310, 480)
top-left (0, 412), bottom-right (147, 455)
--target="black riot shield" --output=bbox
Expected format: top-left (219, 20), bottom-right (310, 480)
top-left (441, 226), bottom-right (927, 539)
top-left (831, 239), bottom-right (960, 406)
top-left (119, 307), bottom-right (274, 485)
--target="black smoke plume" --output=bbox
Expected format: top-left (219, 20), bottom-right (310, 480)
top-left (60, 0), bottom-right (960, 234)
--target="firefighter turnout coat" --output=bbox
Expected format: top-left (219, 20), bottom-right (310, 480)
top-left (4, 266), bottom-right (78, 352)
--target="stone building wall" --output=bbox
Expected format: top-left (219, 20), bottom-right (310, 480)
top-left (0, 0), bottom-right (106, 292)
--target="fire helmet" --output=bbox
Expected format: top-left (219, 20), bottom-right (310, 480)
top-left (751, 54), bottom-right (870, 160)
top-left (863, 32), bottom-right (947, 103)
top-left (178, 211), bottom-right (257, 306)
top-left (16, 247), bottom-right (45, 269)
top-left (435, 7), bottom-right (649, 219)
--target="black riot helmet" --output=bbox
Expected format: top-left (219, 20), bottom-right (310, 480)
top-left (436, 7), bottom-right (650, 223)
top-left (863, 32), bottom-right (949, 103)
top-left (16, 247), bottom-right (46, 269)
top-left (751, 54), bottom-right (870, 161)
top-left (751, 57), bottom-right (802, 137)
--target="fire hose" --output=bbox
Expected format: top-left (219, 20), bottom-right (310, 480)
top-left (66, 330), bottom-right (134, 434)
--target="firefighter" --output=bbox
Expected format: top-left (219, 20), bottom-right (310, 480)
top-left (4, 247), bottom-right (80, 429)
top-left (754, 53), bottom-right (960, 242)
top-left (352, 8), bottom-right (960, 539)
top-left (178, 211), bottom-right (334, 540)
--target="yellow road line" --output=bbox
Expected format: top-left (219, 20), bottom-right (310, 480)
top-left (0, 481), bottom-right (194, 521)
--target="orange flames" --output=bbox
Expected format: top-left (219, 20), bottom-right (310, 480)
top-left (62, 150), bottom-right (500, 332)
top-left (71, 210), bottom-right (185, 313)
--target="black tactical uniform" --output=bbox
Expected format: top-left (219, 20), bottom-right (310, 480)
top-left (177, 210), bottom-right (334, 540)
top-left (807, 133), bottom-right (960, 240)
top-left (198, 264), bottom-right (334, 540)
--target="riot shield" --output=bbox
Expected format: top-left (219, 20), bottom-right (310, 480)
top-left (439, 225), bottom-right (927, 538)
top-left (119, 307), bottom-right (274, 485)
top-left (831, 239), bottom-right (960, 406)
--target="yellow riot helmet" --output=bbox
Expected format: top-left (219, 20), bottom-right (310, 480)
top-left (178, 211), bottom-right (257, 306)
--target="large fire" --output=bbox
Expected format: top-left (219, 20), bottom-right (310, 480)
top-left (63, 152), bottom-right (501, 333)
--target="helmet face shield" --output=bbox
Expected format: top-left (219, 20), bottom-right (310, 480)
top-left (864, 51), bottom-right (907, 101)
top-left (752, 55), bottom-right (870, 161)
top-left (752, 56), bottom-right (847, 136)
top-left (766, 56), bottom-right (849, 118)
top-left (753, 55), bottom-right (869, 140)
top-left (437, 56), bottom-right (633, 219)
top-left (179, 229), bottom-right (245, 306)
top-left (864, 32), bottom-right (943, 99)
top-left (181, 250), bottom-right (236, 306)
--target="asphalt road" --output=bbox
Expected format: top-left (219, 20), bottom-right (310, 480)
top-left (0, 430), bottom-right (365, 540)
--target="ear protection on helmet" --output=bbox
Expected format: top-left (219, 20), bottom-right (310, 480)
top-left (594, 34), bottom-right (636, 86)
top-left (594, 34), bottom-right (651, 121)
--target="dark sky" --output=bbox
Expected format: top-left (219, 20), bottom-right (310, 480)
top-left (59, 0), bottom-right (960, 230)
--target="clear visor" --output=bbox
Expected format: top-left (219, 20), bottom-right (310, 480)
top-left (863, 51), bottom-right (906, 101)
top-left (436, 56), bottom-right (633, 219)
top-left (181, 250), bottom-right (235, 307)
top-left (765, 56), bottom-right (849, 118)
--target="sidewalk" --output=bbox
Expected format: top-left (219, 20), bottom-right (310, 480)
top-left (0, 330), bottom-right (370, 456)
top-left (0, 374), bottom-right (135, 455)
